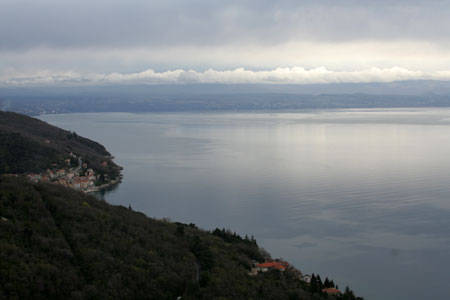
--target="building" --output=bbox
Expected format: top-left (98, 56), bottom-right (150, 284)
top-left (322, 288), bottom-right (341, 295)
top-left (56, 169), bottom-right (66, 177)
top-left (47, 170), bottom-right (56, 179)
top-left (248, 268), bottom-right (258, 276)
top-left (72, 178), bottom-right (82, 190)
top-left (302, 274), bottom-right (312, 283)
top-left (255, 261), bottom-right (288, 272)
top-left (27, 174), bottom-right (41, 183)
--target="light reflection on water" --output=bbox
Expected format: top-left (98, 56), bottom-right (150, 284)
top-left (41, 108), bottom-right (450, 300)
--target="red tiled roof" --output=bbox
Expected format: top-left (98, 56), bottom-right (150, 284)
top-left (322, 288), bottom-right (341, 294)
top-left (256, 262), bottom-right (286, 270)
top-left (279, 261), bottom-right (289, 267)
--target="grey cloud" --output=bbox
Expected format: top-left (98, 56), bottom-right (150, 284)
top-left (2, 67), bottom-right (450, 86)
top-left (1, 0), bottom-right (449, 50)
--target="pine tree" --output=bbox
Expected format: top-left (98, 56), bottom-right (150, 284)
top-left (330, 280), bottom-right (335, 288)
top-left (310, 274), bottom-right (318, 293)
top-left (317, 274), bottom-right (323, 289)
top-left (324, 277), bottom-right (330, 288)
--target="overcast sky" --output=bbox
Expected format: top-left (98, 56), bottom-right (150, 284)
top-left (1, 0), bottom-right (450, 86)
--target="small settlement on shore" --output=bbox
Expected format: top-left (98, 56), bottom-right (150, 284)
top-left (26, 152), bottom-right (121, 193)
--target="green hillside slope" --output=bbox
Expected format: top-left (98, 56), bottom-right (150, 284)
top-left (0, 176), bottom-right (363, 300)
top-left (0, 111), bottom-right (120, 179)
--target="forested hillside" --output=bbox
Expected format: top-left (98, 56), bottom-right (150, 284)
top-left (0, 176), bottom-right (361, 299)
top-left (0, 111), bottom-right (120, 179)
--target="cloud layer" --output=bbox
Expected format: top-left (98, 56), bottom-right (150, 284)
top-left (1, 0), bottom-right (449, 50)
top-left (2, 67), bottom-right (450, 87)
top-left (1, 0), bottom-right (449, 86)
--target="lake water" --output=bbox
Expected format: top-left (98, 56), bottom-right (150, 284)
top-left (40, 108), bottom-right (450, 300)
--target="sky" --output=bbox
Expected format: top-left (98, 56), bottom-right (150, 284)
top-left (1, 0), bottom-right (450, 86)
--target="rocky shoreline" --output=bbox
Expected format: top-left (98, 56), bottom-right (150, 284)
top-left (84, 176), bottom-right (122, 193)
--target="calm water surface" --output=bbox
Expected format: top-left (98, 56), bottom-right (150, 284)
top-left (41, 109), bottom-right (450, 300)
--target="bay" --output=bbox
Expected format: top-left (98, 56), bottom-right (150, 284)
top-left (40, 108), bottom-right (450, 300)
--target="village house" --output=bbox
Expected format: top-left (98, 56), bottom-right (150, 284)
top-left (86, 169), bottom-right (96, 181)
top-left (57, 179), bottom-right (69, 187)
top-left (248, 268), bottom-right (258, 276)
top-left (72, 178), bottom-right (82, 190)
top-left (255, 260), bottom-right (289, 272)
top-left (56, 169), bottom-right (66, 177)
top-left (27, 174), bottom-right (41, 183)
top-left (248, 259), bottom-right (301, 277)
top-left (302, 274), bottom-right (312, 283)
top-left (47, 170), bottom-right (56, 179)
top-left (322, 288), bottom-right (341, 295)
top-left (72, 177), bottom-right (94, 190)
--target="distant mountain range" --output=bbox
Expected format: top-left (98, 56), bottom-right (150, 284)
top-left (1, 81), bottom-right (450, 115)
